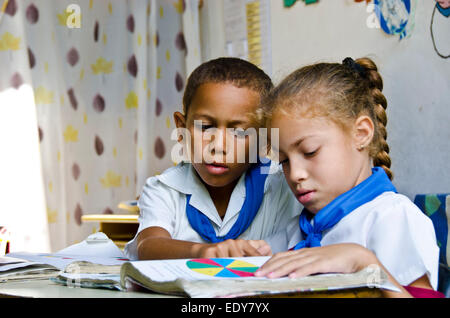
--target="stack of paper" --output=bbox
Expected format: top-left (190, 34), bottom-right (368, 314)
top-left (1, 232), bottom-right (128, 286)
top-left (0, 256), bottom-right (60, 282)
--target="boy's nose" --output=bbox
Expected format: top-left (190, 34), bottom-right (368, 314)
top-left (209, 128), bottom-right (227, 156)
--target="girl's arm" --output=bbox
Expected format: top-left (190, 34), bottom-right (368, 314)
top-left (136, 226), bottom-right (271, 260)
top-left (254, 243), bottom-right (435, 298)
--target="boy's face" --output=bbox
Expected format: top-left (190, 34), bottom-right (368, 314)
top-left (174, 83), bottom-right (260, 188)
top-left (437, 0), bottom-right (450, 9)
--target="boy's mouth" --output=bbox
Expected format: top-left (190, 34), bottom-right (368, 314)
top-left (204, 162), bottom-right (229, 175)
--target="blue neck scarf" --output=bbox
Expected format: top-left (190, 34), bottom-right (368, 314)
top-left (294, 167), bottom-right (397, 250)
top-left (186, 160), bottom-right (271, 243)
top-left (437, 3), bottom-right (450, 18)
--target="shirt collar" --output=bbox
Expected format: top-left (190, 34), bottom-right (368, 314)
top-left (155, 162), bottom-right (264, 228)
top-left (156, 162), bottom-right (201, 195)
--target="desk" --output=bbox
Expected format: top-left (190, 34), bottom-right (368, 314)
top-left (0, 279), bottom-right (381, 298)
top-left (0, 279), bottom-right (177, 298)
top-left (81, 215), bottom-right (139, 249)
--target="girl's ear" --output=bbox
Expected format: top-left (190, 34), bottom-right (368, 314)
top-left (353, 115), bottom-right (374, 151)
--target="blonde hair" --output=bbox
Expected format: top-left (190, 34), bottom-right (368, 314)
top-left (262, 57), bottom-right (393, 179)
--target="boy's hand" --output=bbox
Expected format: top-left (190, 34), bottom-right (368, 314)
top-left (193, 239), bottom-right (272, 258)
top-left (248, 240), bottom-right (272, 256)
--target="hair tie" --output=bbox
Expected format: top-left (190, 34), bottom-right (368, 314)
top-left (342, 57), bottom-right (367, 78)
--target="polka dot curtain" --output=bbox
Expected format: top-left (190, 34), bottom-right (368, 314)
top-left (0, 0), bottom-right (201, 251)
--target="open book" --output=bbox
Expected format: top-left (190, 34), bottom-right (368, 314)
top-left (1, 252), bottom-right (127, 283)
top-left (0, 255), bottom-right (61, 282)
top-left (120, 256), bottom-right (398, 298)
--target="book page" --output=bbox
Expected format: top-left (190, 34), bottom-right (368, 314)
top-left (129, 256), bottom-right (271, 283)
top-left (124, 257), bottom-right (400, 298)
top-left (181, 268), bottom-right (399, 298)
top-left (5, 252), bottom-right (128, 271)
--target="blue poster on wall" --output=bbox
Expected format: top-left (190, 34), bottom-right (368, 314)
top-left (374, 0), bottom-right (414, 40)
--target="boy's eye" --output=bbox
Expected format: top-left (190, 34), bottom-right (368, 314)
top-left (201, 125), bottom-right (213, 130)
top-left (233, 128), bottom-right (247, 138)
top-left (195, 123), bottom-right (213, 130)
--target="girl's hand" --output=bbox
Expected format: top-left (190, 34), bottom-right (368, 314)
top-left (193, 239), bottom-right (272, 258)
top-left (254, 243), bottom-right (377, 279)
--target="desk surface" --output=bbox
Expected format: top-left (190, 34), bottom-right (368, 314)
top-left (81, 214), bottom-right (139, 224)
top-left (0, 279), bottom-right (177, 298)
top-left (0, 279), bottom-right (381, 298)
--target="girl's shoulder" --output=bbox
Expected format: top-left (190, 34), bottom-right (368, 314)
top-left (368, 191), bottom-right (424, 215)
top-left (356, 191), bottom-right (433, 230)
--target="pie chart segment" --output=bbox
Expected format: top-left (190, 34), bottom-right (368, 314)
top-left (186, 258), bottom-right (259, 278)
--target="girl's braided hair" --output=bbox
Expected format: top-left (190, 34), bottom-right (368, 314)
top-left (262, 57), bottom-right (393, 179)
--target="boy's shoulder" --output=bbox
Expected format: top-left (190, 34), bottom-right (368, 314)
top-left (263, 162), bottom-right (288, 193)
top-left (143, 162), bottom-right (194, 194)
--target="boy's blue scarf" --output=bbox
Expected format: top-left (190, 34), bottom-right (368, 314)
top-left (186, 161), bottom-right (271, 243)
top-left (437, 3), bottom-right (450, 18)
top-left (294, 167), bottom-right (397, 250)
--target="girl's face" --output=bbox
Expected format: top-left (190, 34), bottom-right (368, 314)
top-left (271, 111), bottom-right (373, 214)
top-left (175, 83), bottom-right (260, 189)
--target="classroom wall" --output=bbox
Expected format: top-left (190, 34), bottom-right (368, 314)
top-left (201, 0), bottom-right (450, 200)
top-left (269, 0), bottom-right (450, 200)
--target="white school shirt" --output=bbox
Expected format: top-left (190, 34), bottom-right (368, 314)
top-left (124, 162), bottom-right (302, 260)
top-left (282, 191), bottom-right (440, 290)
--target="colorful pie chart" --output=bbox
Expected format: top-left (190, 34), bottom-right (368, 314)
top-left (186, 258), bottom-right (259, 278)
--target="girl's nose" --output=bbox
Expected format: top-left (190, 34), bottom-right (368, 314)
top-left (286, 158), bottom-right (308, 184)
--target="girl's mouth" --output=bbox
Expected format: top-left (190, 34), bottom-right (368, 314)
top-left (296, 190), bottom-right (315, 205)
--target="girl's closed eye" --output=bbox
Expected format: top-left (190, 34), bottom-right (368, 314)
top-left (279, 157), bottom-right (289, 166)
top-left (304, 147), bottom-right (320, 158)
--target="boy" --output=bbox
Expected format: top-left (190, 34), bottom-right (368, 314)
top-left (124, 58), bottom-right (301, 260)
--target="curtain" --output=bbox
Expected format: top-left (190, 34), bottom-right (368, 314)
top-left (0, 0), bottom-right (201, 252)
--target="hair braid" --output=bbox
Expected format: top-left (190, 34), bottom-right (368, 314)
top-left (356, 58), bottom-right (393, 180)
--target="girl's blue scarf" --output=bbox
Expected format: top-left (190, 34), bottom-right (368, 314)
top-left (294, 167), bottom-right (397, 250)
top-left (186, 161), bottom-right (271, 243)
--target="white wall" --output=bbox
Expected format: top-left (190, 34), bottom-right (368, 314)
top-left (199, 0), bottom-right (450, 200)
top-left (269, 0), bottom-right (450, 199)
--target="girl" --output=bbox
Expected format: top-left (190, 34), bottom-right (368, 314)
top-left (124, 57), bottom-right (301, 260)
top-left (254, 57), bottom-right (442, 298)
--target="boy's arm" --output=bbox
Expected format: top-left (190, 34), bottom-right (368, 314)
top-left (136, 226), bottom-right (270, 260)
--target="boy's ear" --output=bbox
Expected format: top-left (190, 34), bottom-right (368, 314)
top-left (173, 111), bottom-right (186, 129)
top-left (353, 115), bottom-right (374, 150)
top-left (173, 111), bottom-right (187, 143)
